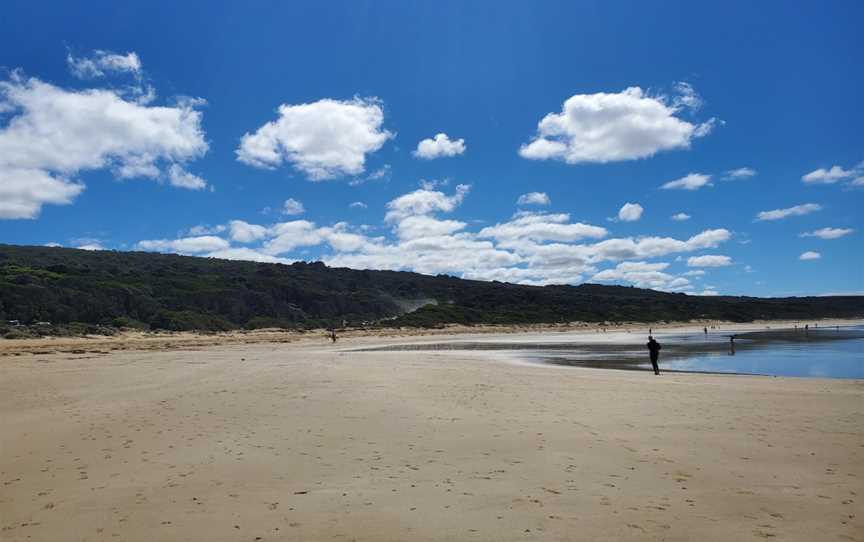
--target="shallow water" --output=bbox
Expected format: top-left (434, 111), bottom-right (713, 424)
top-left (655, 330), bottom-right (864, 378)
top-left (361, 326), bottom-right (864, 379)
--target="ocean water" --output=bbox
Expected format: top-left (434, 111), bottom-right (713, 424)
top-left (655, 329), bottom-right (864, 378)
top-left (533, 326), bottom-right (864, 379)
top-left (360, 326), bottom-right (864, 379)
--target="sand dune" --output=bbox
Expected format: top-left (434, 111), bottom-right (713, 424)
top-left (1, 326), bottom-right (862, 541)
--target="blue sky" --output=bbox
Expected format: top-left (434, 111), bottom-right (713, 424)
top-left (1, 1), bottom-right (861, 296)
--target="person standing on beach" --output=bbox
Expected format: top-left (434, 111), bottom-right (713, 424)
top-left (646, 336), bottom-right (662, 375)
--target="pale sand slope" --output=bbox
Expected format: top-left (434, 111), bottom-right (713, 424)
top-left (1, 335), bottom-right (862, 541)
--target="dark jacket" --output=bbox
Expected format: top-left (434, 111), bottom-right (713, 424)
top-left (647, 338), bottom-right (662, 357)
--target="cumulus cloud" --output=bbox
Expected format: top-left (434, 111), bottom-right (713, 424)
top-left (385, 184), bottom-right (470, 223)
top-left (802, 165), bottom-right (855, 184)
top-left (687, 255), bottom-right (732, 267)
top-left (137, 235), bottom-right (230, 254)
top-left (236, 97), bottom-right (393, 180)
top-left (67, 50), bottom-right (142, 79)
top-left (519, 86), bottom-right (718, 164)
top-left (282, 198), bottom-right (305, 215)
top-left (132, 185), bottom-right (732, 290)
top-left (724, 167), bottom-right (757, 180)
top-left (576, 229), bottom-right (730, 263)
top-left (0, 61), bottom-right (209, 219)
top-left (229, 220), bottom-right (270, 243)
top-left (394, 215), bottom-right (467, 240)
top-left (755, 203), bottom-right (821, 221)
top-left (671, 212), bottom-right (691, 221)
top-left (592, 261), bottom-right (692, 292)
top-left (617, 202), bottom-right (643, 222)
top-left (479, 212), bottom-right (608, 244)
top-left (0, 168), bottom-right (84, 219)
top-left (800, 227), bottom-right (853, 240)
top-left (413, 133), bottom-right (466, 159)
top-left (167, 164), bottom-right (207, 190)
top-left (517, 192), bottom-right (551, 206)
top-left (661, 173), bottom-right (712, 191)
top-left (799, 251), bottom-right (821, 261)
top-left (188, 224), bottom-right (226, 236)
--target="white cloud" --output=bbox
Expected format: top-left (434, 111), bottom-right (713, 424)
top-left (755, 203), bottom-right (821, 221)
top-left (800, 227), bottom-right (853, 240)
top-left (132, 186), bottom-right (733, 290)
top-left (724, 167), bottom-right (757, 179)
top-left (236, 97), bottom-right (393, 180)
top-left (137, 235), bottom-right (230, 254)
top-left (687, 255), bottom-right (732, 267)
top-left (592, 261), bottom-right (693, 292)
top-left (419, 179), bottom-right (450, 190)
top-left (517, 192), bottom-right (551, 206)
top-left (188, 224), bottom-right (226, 236)
top-left (262, 220), bottom-right (327, 255)
top-left (167, 164), bottom-right (207, 190)
top-left (699, 288), bottom-right (720, 296)
top-left (661, 173), bottom-right (712, 191)
top-left (671, 212), bottom-right (691, 221)
top-left (802, 165), bottom-right (854, 184)
top-left (0, 168), bottom-right (84, 219)
top-left (413, 133), bottom-right (466, 159)
top-left (671, 82), bottom-right (703, 111)
top-left (349, 201), bottom-right (368, 209)
top-left (282, 198), bottom-right (305, 215)
top-left (350, 164), bottom-right (391, 186)
top-left (683, 270), bottom-right (705, 276)
top-left (0, 67), bottom-right (208, 219)
top-left (479, 212), bottom-right (608, 244)
top-left (799, 251), bottom-right (821, 261)
top-left (67, 50), bottom-right (142, 79)
top-left (617, 202), bottom-right (643, 222)
top-left (574, 229), bottom-right (730, 263)
top-left (385, 184), bottom-right (470, 223)
top-left (519, 86), bottom-right (718, 164)
top-left (229, 220), bottom-right (270, 243)
top-left (366, 164), bottom-right (391, 180)
top-left (394, 215), bottom-right (466, 240)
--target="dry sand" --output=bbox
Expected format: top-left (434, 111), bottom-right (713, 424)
top-left (1, 324), bottom-right (862, 541)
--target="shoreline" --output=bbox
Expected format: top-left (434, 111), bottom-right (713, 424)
top-left (2, 317), bottom-right (862, 358)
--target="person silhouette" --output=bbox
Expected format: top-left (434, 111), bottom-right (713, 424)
top-left (646, 336), bottom-right (662, 375)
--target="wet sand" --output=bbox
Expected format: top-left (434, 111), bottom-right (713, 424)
top-left (1, 325), bottom-right (862, 541)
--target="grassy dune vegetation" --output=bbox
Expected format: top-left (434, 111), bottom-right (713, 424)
top-left (1, 244), bottom-right (861, 335)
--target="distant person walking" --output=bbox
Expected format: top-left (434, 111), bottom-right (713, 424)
top-left (703, 326), bottom-right (708, 336)
top-left (329, 329), bottom-right (337, 343)
top-left (646, 336), bottom-right (662, 375)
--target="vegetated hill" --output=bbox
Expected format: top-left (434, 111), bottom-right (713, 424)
top-left (0, 244), bottom-right (861, 332)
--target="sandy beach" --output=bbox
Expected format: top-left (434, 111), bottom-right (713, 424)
top-left (1, 323), bottom-right (862, 541)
